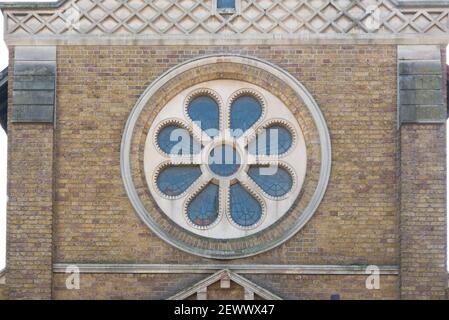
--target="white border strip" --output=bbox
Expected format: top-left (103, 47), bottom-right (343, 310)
top-left (53, 264), bottom-right (399, 275)
top-left (4, 34), bottom-right (449, 46)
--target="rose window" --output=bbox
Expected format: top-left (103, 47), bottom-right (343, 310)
top-left (144, 79), bottom-right (307, 239)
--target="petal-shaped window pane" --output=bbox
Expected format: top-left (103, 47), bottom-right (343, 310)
top-left (248, 125), bottom-right (293, 155)
top-left (187, 183), bottom-right (219, 227)
top-left (187, 96), bottom-right (220, 137)
top-left (230, 183), bottom-right (262, 227)
top-left (230, 96), bottom-right (262, 137)
top-left (157, 125), bottom-right (201, 155)
top-left (157, 166), bottom-right (202, 197)
top-left (248, 166), bottom-right (293, 197)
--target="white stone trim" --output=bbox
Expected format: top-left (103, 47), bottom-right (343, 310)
top-left (167, 269), bottom-right (283, 300)
top-left (2, 0), bottom-right (449, 45)
top-left (393, 0), bottom-right (449, 7)
top-left (52, 263), bottom-right (399, 275)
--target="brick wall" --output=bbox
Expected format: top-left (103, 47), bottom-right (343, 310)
top-left (245, 274), bottom-right (399, 300)
top-left (52, 273), bottom-right (207, 300)
top-left (48, 44), bottom-right (400, 299)
top-left (52, 273), bottom-right (398, 300)
top-left (398, 47), bottom-right (447, 300)
top-left (54, 45), bottom-right (398, 267)
top-left (5, 44), bottom-right (447, 299)
top-left (400, 124), bottom-right (447, 299)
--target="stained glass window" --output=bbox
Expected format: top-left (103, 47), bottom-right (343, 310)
top-left (230, 95), bottom-right (262, 137)
top-left (187, 183), bottom-right (219, 227)
top-left (248, 166), bottom-right (293, 197)
top-left (230, 183), bottom-right (262, 227)
top-left (157, 166), bottom-right (202, 197)
top-left (157, 125), bottom-right (201, 155)
top-left (248, 125), bottom-right (292, 155)
top-left (187, 96), bottom-right (220, 137)
top-left (146, 80), bottom-right (306, 236)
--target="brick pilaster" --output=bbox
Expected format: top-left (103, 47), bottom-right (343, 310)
top-left (6, 46), bottom-right (56, 299)
top-left (399, 45), bottom-right (448, 299)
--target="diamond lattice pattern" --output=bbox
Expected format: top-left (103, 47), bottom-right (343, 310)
top-left (4, 0), bottom-right (449, 37)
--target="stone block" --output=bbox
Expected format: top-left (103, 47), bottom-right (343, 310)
top-left (400, 105), bottom-right (446, 123)
top-left (399, 89), bottom-right (442, 105)
top-left (13, 76), bottom-right (55, 90)
top-left (398, 61), bottom-right (441, 75)
top-left (14, 46), bottom-right (56, 61)
top-left (11, 104), bottom-right (54, 123)
top-left (397, 45), bottom-right (440, 60)
top-left (14, 61), bottom-right (56, 76)
top-left (399, 75), bottom-right (442, 90)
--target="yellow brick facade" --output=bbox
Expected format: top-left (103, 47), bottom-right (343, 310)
top-left (1, 44), bottom-right (447, 300)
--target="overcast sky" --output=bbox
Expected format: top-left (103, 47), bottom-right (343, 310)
top-left (0, 1), bottom-right (447, 271)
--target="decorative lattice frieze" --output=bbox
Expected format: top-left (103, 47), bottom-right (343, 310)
top-left (2, 0), bottom-right (449, 42)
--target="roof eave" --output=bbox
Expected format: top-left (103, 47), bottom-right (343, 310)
top-left (1, 0), bottom-right (449, 9)
top-left (393, 0), bottom-right (449, 7)
top-left (0, 0), bottom-right (68, 9)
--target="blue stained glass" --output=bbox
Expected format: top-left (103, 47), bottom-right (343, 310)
top-left (248, 166), bottom-right (293, 197)
top-left (187, 183), bottom-right (219, 227)
top-left (187, 96), bottom-right (220, 137)
top-left (157, 125), bottom-right (201, 155)
top-left (248, 125), bottom-right (293, 155)
top-left (230, 183), bottom-right (262, 227)
top-left (157, 166), bottom-right (202, 197)
top-left (217, 0), bottom-right (235, 9)
top-left (230, 95), bottom-right (262, 137)
top-left (208, 144), bottom-right (241, 177)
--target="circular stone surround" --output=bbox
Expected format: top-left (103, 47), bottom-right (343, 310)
top-left (143, 79), bottom-right (307, 239)
top-left (121, 55), bottom-right (331, 259)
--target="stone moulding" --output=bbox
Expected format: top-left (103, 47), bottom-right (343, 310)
top-left (120, 54), bottom-right (332, 259)
top-left (52, 263), bottom-right (400, 275)
top-left (397, 45), bottom-right (446, 124)
top-left (167, 269), bottom-right (283, 300)
top-left (11, 46), bottom-right (56, 123)
top-left (0, 0), bottom-right (445, 9)
top-left (2, 0), bottom-right (449, 45)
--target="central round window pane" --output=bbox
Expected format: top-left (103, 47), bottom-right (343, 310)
top-left (208, 144), bottom-right (241, 177)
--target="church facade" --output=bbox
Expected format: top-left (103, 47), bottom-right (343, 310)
top-left (0, 0), bottom-right (448, 300)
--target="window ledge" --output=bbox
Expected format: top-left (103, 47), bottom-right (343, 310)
top-left (217, 8), bottom-right (236, 15)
